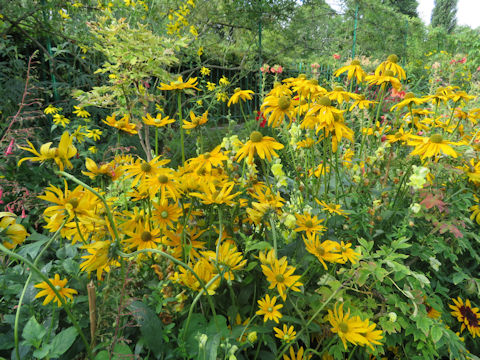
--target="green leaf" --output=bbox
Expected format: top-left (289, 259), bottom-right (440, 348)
top-left (128, 301), bottom-right (164, 356)
top-left (431, 326), bottom-right (443, 343)
top-left (49, 327), bottom-right (78, 357)
top-left (358, 238), bottom-right (373, 253)
top-left (22, 316), bottom-right (46, 348)
top-left (452, 272), bottom-right (468, 285)
top-left (246, 241), bottom-right (272, 253)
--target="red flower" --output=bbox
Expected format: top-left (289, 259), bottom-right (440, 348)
top-left (333, 54), bottom-right (340, 60)
top-left (458, 57), bottom-right (467, 64)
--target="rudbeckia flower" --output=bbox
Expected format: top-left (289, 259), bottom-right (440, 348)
top-left (227, 88), bottom-right (254, 107)
top-left (34, 274), bottom-right (77, 307)
top-left (334, 59), bottom-right (367, 82)
top-left (235, 131), bottom-right (284, 163)
top-left (157, 76), bottom-right (199, 91)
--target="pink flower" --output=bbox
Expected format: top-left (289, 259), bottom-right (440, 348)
top-left (458, 57), bottom-right (467, 64)
top-left (431, 62), bottom-right (440, 70)
top-left (311, 62), bottom-right (320, 69)
top-left (450, 59), bottom-right (456, 64)
top-left (6, 205), bottom-right (13, 213)
top-left (0, 189), bottom-right (3, 204)
top-left (4, 139), bottom-right (14, 156)
top-left (21, 208), bottom-right (27, 219)
top-left (391, 88), bottom-right (405, 99)
top-left (477, 65), bottom-right (480, 72)
top-left (270, 64), bottom-right (283, 74)
top-left (260, 64), bottom-right (270, 74)
top-left (333, 54), bottom-right (341, 60)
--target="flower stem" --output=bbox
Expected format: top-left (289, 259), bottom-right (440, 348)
top-left (178, 92), bottom-right (185, 165)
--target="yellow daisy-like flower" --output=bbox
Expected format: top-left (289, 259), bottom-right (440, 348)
top-left (261, 94), bottom-right (296, 128)
top-left (274, 324), bottom-right (296, 343)
top-left (294, 213), bottom-right (326, 235)
top-left (73, 105), bottom-right (90, 118)
top-left (385, 127), bottom-right (412, 144)
top-left (206, 82), bottom-right (216, 91)
top-left (282, 346), bottom-right (312, 360)
top-left (53, 114), bottom-right (70, 127)
top-left (44, 104), bottom-right (62, 114)
top-left (187, 146), bottom-right (228, 174)
top-left (80, 241), bottom-right (119, 281)
top-left (157, 76), bottom-right (199, 91)
top-left (336, 241), bottom-right (360, 264)
top-left (334, 59), bottom-right (367, 82)
top-left (328, 303), bottom-right (369, 349)
top-left (202, 242), bottom-right (247, 281)
top-left (18, 131), bottom-right (77, 171)
top-left (0, 212), bottom-right (29, 249)
top-left (152, 200), bottom-right (182, 230)
top-left (190, 181), bottom-right (240, 206)
top-left (375, 54), bottom-right (406, 80)
top-left (309, 163), bottom-right (330, 178)
top-left (407, 134), bottom-right (460, 161)
top-left (261, 257), bottom-right (303, 300)
top-left (227, 88), bottom-right (254, 107)
top-left (390, 92), bottom-right (426, 111)
top-left (327, 86), bottom-right (360, 104)
top-left (34, 274), bottom-right (78, 307)
top-left (449, 297), bottom-right (480, 338)
top-left (142, 113), bottom-right (175, 127)
top-left (316, 199), bottom-right (348, 217)
top-left (183, 110), bottom-right (208, 130)
top-left (102, 114), bottom-right (138, 135)
top-left (303, 233), bottom-right (342, 270)
top-left (256, 294), bottom-right (283, 323)
top-left (365, 71), bottom-right (402, 90)
top-left (235, 131), bottom-right (284, 163)
top-left (124, 224), bottom-right (162, 252)
top-left (200, 67), bottom-right (211, 76)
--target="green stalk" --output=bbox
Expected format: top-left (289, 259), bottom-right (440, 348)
top-left (374, 87), bottom-right (386, 123)
top-left (269, 214), bottom-right (278, 256)
top-left (178, 92), bottom-right (185, 165)
top-left (1, 243), bottom-right (92, 360)
top-left (155, 127), bottom-right (158, 156)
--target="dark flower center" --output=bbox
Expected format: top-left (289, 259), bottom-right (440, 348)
top-left (460, 306), bottom-right (480, 327)
top-left (387, 54), bottom-right (399, 63)
top-left (158, 175), bottom-right (169, 184)
top-left (275, 274), bottom-right (285, 283)
top-left (141, 231), bottom-right (152, 242)
top-left (429, 134), bottom-right (443, 143)
top-left (278, 96), bottom-right (291, 110)
top-left (141, 162), bottom-right (152, 173)
top-left (318, 96), bottom-right (331, 107)
top-left (339, 322), bottom-right (349, 333)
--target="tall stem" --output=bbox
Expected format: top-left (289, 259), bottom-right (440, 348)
top-left (178, 92), bottom-right (185, 165)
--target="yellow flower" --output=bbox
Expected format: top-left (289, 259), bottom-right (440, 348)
top-left (336, 241), bottom-right (360, 264)
top-left (102, 114), bottom-right (138, 135)
top-left (219, 76), bottom-right (230, 86)
top-left (197, 46), bottom-right (204, 57)
top-left (283, 346), bottom-right (312, 360)
top-left (73, 105), bottom-right (90, 118)
top-left (206, 82), bottom-right (216, 91)
top-left (334, 59), bottom-right (367, 82)
top-left (202, 242), bottom-right (247, 281)
top-left (152, 200), bottom-right (182, 230)
top-left (85, 129), bottom-right (102, 141)
top-left (18, 131), bottom-right (77, 171)
top-left (34, 274), bottom-right (77, 307)
top-left (190, 181), bottom-right (240, 206)
top-left (390, 92), bottom-right (426, 111)
top-left (53, 114), bottom-right (70, 127)
top-left (365, 71), bottom-right (402, 90)
top-left (142, 113), bottom-right (175, 127)
top-left (80, 241), bottom-right (119, 281)
top-left (44, 104), bottom-right (62, 115)
top-left (327, 86), bottom-right (360, 104)
top-left (124, 224), bottom-right (162, 252)
top-left (274, 324), bottom-right (296, 343)
top-left (183, 110), bottom-right (208, 129)
top-left (256, 294), bottom-right (283, 323)
top-left (303, 233), bottom-right (342, 270)
top-left (235, 131), bottom-right (284, 163)
top-left (158, 76), bottom-right (199, 91)
top-left (176, 257), bottom-right (220, 295)
top-left (227, 88), bottom-right (254, 107)
top-left (328, 303), bottom-right (370, 349)
top-left (0, 212), bottom-right (29, 249)
top-left (449, 297), bottom-right (480, 338)
top-left (407, 134), bottom-right (460, 161)
top-left (216, 92), bottom-right (228, 102)
top-left (261, 257), bottom-right (303, 300)
top-left (375, 54), bottom-right (406, 80)
top-left (315, 199), bottom-right (348, 217)
top-left (261, 94), bottom-right (296, 128)
top-left (200, 67), bottom-right (211, 76)
top-left (294, 213), bottom-right (326, 235)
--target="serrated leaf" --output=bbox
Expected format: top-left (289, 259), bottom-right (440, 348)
top-left (246, 241), bottom-right (272, 253)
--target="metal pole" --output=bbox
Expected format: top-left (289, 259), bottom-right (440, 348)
top-left (351, 3), bottom-right (359, 59)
